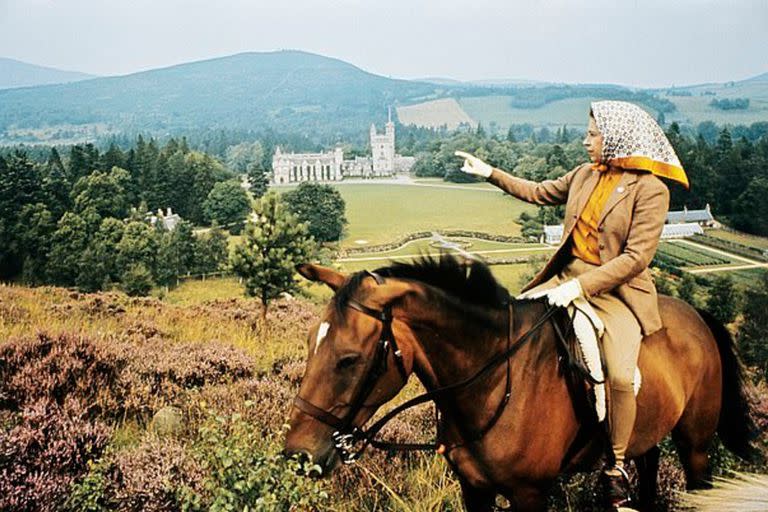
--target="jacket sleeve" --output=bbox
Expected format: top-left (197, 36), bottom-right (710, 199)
top-left (576, 176), bottom-right (670, 298)
top-left (485, 163), bottom-right (585, 206)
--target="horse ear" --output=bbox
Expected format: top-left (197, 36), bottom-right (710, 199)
top-left (295, 263), bottom-right (347, 291)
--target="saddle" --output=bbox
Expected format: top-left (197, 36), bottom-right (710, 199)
top-left (550, 299), bottom-right (642, 424)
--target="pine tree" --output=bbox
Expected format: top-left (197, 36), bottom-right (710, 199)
top-left (230, 191), bottom-right (316, 328)
top-left (43, 148), bottom-right (71, 219)
top-left (247, 163), bottom-right (269, 198)
top-left (16, 203), bottom-right (55, 284)
top-left (48, 212), bottom-right (90, 286)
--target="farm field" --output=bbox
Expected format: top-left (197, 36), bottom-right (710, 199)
top-left (396, 97), bottom-right (477, 130)
top-left (664, 94), bottom-right (768, 125)
top-left (458, 96), bottom-right (595, 129)
top-left (395, 78), bottom-right (768, 130)
top-left (657, 240), bottom-right (735, 267)
top-left (705, 228), bottom-right (768, 250)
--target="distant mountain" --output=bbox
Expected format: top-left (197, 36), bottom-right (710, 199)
top-left (0, 50), bottom-right (440, 142)
top-left (744, 72), bottom-right (768, 82)
top-left (0, 51), bottom-right (765, 145)
top-left (0, 58), bottom-right (95, 89)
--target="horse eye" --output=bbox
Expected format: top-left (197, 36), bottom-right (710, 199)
top-left (336, 354), bottom-right (361, 371)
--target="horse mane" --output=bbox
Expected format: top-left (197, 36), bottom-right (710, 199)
top-left (334, 252), bottom-right (510, 319)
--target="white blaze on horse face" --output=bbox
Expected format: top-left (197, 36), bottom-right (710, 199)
top-left (314, 322), bottom-right (331, 354)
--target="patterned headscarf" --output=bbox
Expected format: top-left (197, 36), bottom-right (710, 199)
top-left (591, 100), bottom-right (689, 189)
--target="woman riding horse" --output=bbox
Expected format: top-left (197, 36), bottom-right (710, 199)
top-left (456, 100), bottom-right (690, 509)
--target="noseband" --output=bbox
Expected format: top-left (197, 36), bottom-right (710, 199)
top-left (293, 270), bottom-right (564, 464)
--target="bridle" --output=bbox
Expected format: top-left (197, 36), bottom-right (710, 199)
top-left (293, 270), bottom-right (409, 463)
top-left (292, 270), bottom-right (573, 464)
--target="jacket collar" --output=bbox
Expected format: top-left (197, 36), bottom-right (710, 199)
top-left (598, 170), bottom-right (640, 227)
top-left (574, 167), bottom-right (641, 227)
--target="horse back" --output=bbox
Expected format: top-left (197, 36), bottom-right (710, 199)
top-left (632, 294), bottom-right (722, 453)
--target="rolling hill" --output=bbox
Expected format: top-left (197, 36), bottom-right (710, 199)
top-left (0, 51), bottom-right (765, 144)
top-left (0, 58), bottom-right (94, 89)
top-left (0, 51), bottom-right (441, 143)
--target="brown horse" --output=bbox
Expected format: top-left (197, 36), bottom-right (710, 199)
top-left (284, 254), bottom-right (760, 511)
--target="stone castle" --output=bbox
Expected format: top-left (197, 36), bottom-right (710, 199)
top-left (271, 109), bottom-right (415, 184)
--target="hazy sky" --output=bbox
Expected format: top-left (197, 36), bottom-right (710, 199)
top-left (1, 0), bottom-right (766, 88)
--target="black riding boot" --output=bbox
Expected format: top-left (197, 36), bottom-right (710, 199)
top-left (600, 464), bottom-right (632, 511)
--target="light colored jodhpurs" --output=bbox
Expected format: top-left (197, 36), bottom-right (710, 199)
top-left (522, 256), bottom-right (642, 464)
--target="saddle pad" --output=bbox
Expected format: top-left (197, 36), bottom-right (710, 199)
top-left (568, 298), bottom-right (642, 422)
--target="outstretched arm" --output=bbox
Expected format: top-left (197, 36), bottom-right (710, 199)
top-left (485, 165), bottom-right (582, 206)
top-left (454, 150), bottom-right (582, 206)
top-left (576, 176), bottom-right (670, 298)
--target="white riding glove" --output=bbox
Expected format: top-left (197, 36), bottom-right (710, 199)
top-left (454, 150), bottom-right (493, 178)
top-left (517, 279), bottom-right (584, 308)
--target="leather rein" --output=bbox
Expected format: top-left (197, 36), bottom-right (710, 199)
top-left (292, 270), bottom-right (567, 464)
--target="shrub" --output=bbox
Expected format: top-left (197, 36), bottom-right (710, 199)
top-left (0, 332), bottom-right (126, 417)
top-left (0, 399), bottom-right (112, 512)
top-left (180, 407), bottom-right (329, 511)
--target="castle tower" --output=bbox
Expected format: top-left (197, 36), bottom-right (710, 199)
top-left (370, 108), bottom-right (396, 176)
top-left (385, 106), bottom-right (395, 167)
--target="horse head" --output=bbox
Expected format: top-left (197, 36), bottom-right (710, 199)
top-left (284, 263), bottom-right (422, 474)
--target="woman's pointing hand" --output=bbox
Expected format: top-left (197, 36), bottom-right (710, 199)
top-left (455, 151), bottom-right (493, 178)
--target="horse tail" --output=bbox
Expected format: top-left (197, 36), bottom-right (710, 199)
top-left (696, 308), bottom-right (762, 462)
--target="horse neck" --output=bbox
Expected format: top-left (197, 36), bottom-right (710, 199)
top-left (396, 290), bottom-right (554, 391)
top-left (398, 295), bottom-right (565, 464)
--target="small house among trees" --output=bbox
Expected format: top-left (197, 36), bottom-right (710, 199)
top-left (147, 208), bottom-right (182, 231)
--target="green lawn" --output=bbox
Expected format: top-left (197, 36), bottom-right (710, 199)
top-left (273, 183), bottom-right (536, 247)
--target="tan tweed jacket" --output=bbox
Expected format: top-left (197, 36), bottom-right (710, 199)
top-left (487, 163), bottom-right (670, 336)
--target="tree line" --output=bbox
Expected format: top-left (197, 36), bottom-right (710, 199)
top-left (0, 138), bottom-right (246, 291)
top-left (404, 121), bottom-right (768, 237)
